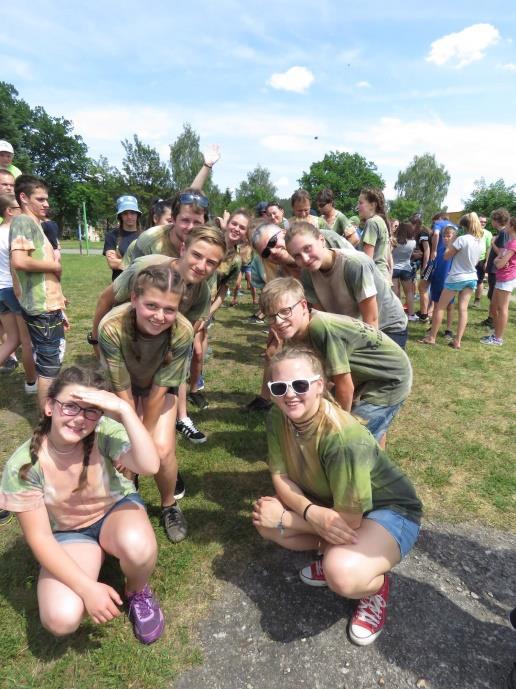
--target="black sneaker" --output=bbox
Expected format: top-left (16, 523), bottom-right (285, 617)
top-left (176, 417), bottom-right (207, 443)
top-left (161, 504), bottom-right (187, 543)
top-left (174, 472), bottom-right (186, 500)
top-left (243, 395), bottom-right (272, 412)
top-left (443, 330), bottom-right (454, 339)
top-left (248, 314), bottom-right (265, 325)
top-left (0, 510), bottom-right (12, 525)
top-left (187, 390), bottom-right (209, 410)
top-left (418, 314), bottom-right (429, 323)
top-left (480, 317), bottom-right (493, 327)
top-left (0, 356), bottom-right (18, 373)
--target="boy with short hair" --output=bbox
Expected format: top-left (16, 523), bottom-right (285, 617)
top-left (260, 277), bottom-right (412, 448)
top-left (9, 175), bottom-right (65, 410)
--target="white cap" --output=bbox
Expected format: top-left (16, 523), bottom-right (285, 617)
top-left (0, 140), bottom-right (14, 154)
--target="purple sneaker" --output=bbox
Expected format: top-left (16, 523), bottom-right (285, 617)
top-left (127, 585), bottom-right (164, 644)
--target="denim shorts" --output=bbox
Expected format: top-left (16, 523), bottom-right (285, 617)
top-left (382, 327), bottom-right (408, 350)
top-left (392, 268), bottom-right (414, 282)
top-left (22, 310), bottom-right (65, 378)
top-left (365, 508), bottom-right (420, 558)
top-left (443, 279), bottom-right (477, 291)
top-left (351, 400), bottom-right (404, 440)
top-left (0, 287), bottom-right (22, 315)
top-left (53, 493), bottom-right (145, 545)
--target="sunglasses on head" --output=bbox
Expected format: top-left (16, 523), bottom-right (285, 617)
top-left (267, 375), bottom-right (321, 397)
top-left (261, 230), bottom-right (282, 259)
top-left (179, 192), bottom-right (209, 209)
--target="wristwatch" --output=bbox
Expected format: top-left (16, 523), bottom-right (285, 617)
top-left (87, 331), bottom-right (99, 345)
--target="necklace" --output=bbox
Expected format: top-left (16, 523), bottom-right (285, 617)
top-left (47, 437), bottom-right (81, 455)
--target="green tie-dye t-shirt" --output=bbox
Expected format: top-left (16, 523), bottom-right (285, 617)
top-left (122, 225), bottom-right (179, 268)
top-left (267, 399), bottom-right (422, 522)
top-left (0, 417), bottom-right (137, 531)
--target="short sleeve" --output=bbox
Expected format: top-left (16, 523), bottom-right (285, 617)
top-left (361, 218), bottom-right (380, 247)
top-left (343, 257), bottom-right (377, 302)
top-left (0, 440), bottom-right (45, 513)
top-left (112, 263), bottom-right (136, 304)
top-left (266, 408), bottom-right (288, 475)
top-left (103, 230), bottom-right (118, 256)
top-left (452, 235), bottom-right (465, 251)
top-left (98, 318), bottom-right (132, 391)
top-left (152, 315), bottom-right (194, 388)
top-left (9, 216), bottom-right (37, 253)
top-left (185, 283), bottom-right (211, 323)
top-left (309, 317), bottom-right (351, 377)
top-left (96, 417), bottom-right (131, 463)
top-left (320, 431), bottom-right (375, 513)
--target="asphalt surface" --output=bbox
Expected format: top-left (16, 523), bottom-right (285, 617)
top-left (174, 520), bottom-right (515, 689)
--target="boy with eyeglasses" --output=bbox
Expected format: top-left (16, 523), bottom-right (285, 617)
top-left (260, 277), bottom-right (412, 448)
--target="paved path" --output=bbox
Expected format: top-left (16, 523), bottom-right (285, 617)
top-left (61, 248), bottom-right (102, 255)
top-left (174, 521), bottom-right (515, 689)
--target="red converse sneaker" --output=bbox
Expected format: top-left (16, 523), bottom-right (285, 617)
top-left (299, 558), bottom-right (328, 587)
top-left (348, 574), bottom-right (389, 646)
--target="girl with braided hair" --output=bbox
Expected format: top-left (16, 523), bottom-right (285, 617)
top-left (357, 188), bottom-right (393, 282)
top-left (0, 366), bottom-right (165, 644)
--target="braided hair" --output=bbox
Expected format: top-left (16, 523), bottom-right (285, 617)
top-left (19, 366), bottom-right (107, 492)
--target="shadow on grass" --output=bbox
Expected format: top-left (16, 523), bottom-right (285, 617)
top-left (205, 525), bottom-right (515, 688)
top-left (0, 536), bottom-right (116, 660)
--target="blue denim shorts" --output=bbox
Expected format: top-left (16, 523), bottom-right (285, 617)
top-left (392, 268), bottom-right (414, 282)
top-left (0, 287), bottom-right (22, 315)
top-left (22, 310), bottom-right (65, 378)
top-left (351, 400), bottom-right (404, 440)
top-left (53, 493), bottom-right (145, 545)
top-left (365, 508), bottom-right (421, 558)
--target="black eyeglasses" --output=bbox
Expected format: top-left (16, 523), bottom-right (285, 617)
top-left (261, 230), bottom-right (282, 258)
top-left (179, 192), bottom-right (209, 209)
top-left (267, 376), bottom-right (321, 397)
top-left (53, 399), bottom-right (103, 421)
top-left (265, 300), bottom-right (302, 324)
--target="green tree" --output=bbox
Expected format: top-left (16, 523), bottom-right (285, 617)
top-left (388, 198), bottom-right (420, 221)
top-left (463, 178), bottom-right (516, 217)
top-left (0, 82), bottom-right (33, 172)
top-left (233, 165), bottom-right (277, 211)
top-left (299, 151), bottom-right (384, 215)
top-left (169, 123), bottom-right (204, 192)
top-left (121, 134), bottom-right (173, 217)
top-left (394, 153), bottom-right (450, 222)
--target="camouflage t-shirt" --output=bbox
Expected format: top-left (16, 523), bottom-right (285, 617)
top-left (359, 215), bottom-right (391, 281)
top-left (267, 399), bottom-right (422, 522)
top-left (9, 214), bottom-right (65, 315)
top-left (98, 302), bottom-right (193, 392)
top-left (300, 249), bottom-right (407, 332)
top-left (304, 311), bottom-right (412, 406)
top-left (216, 247), bottom-right (241, 293)
top-left (0, 417), bottom-right (136, 531)
top-left (112, 255), bottom-right (211, 324)
top-left (122, 224), bottom-right (179, 268)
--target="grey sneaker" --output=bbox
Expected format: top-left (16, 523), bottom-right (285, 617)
top-left (0, 510), bottom-right (12, 525)
top-left (161, 504), bottom-right (187, 543)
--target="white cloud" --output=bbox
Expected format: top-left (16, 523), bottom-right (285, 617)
top-left (0, 55), bottom-right (32, 80)
top-left (500, 62), bottom-right (516, 71)
top-left (275, 176), bottom-right (290, 189)
top-left (267, 66), bottom-right (315, 93)
top-left (356, 81), bottom-right (371, 88)
top-left (426, 23), bottom-right (500, 68)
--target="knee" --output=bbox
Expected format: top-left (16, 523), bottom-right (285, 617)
top-left (155, 442), bottom-right (173, 464)
top-left (40, 605), bottom-right (83, 637)
top-left (323, 558), bottom-right (364, 599)
top-left (118, 526), bottom-right (157, 566)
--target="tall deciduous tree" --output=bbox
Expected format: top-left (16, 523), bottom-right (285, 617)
top-left (299, 152), bottom-right (384, 215)
top-left (394, 153), bottom-right (450, 222)
top-left (463, 178), bottom-right (516, 217)
top-left (388, 198), bottom-right (420, 221)
top-left (233, 165), bottom-right (277, 211)
top-left (121, 134), bottom-right (173, 216)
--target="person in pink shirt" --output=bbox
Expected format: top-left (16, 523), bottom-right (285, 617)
top-left (481, 215), bottom-right (516, 346)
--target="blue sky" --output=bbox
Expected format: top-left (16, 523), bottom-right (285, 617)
top-left (2, 1), bottom-right (516, 209)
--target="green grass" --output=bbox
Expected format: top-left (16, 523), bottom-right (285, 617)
top-left (0, 254), bottom-right (515, 687)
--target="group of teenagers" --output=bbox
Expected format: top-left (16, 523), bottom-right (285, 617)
top-left (388, 208), bottom-right (516, 350)
top-left (0, 143), bottom-right (513, 653)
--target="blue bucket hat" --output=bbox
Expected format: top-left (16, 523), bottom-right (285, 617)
top-left (116, 195), bottom-right (141, 216)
